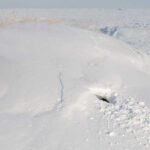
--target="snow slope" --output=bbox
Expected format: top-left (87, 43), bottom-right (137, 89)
top-left (0, 11), bottom-right (150, 150)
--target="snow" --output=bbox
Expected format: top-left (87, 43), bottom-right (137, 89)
top-left (0, 9), bottom-right (150, 150)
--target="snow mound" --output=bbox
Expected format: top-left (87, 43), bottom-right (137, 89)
top-left (0, 23), bottom-right (150, 150)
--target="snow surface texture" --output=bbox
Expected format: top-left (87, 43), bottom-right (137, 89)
top-left (0, 9), bottom-right (150, 150)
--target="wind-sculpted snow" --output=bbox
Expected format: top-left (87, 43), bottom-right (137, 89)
top-left (0, 14), bottom-right (150, 150)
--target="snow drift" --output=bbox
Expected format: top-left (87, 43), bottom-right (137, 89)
top-left (0, 22), bottom-right (149, 150)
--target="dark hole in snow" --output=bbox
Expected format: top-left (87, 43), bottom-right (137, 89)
top-left (95, 95), bottom-right (110, 103)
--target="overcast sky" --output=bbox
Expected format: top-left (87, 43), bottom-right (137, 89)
top-left (0, 0), bottom-right (150, 8)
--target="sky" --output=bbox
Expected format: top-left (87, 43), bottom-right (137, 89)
top-left (0, 0), bottom-right (150, 8)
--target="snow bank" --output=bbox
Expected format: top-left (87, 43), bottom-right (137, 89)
top-left (0, 22), bottom-right (149, 150)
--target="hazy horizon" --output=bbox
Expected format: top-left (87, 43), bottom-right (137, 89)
top-left (0, 0), bottom-right (149, 9)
